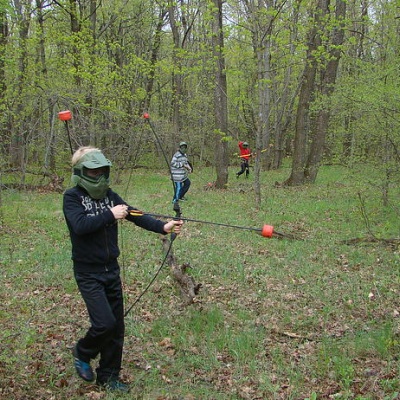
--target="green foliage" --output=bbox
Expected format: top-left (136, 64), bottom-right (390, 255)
top-left (1, 0), bottom-right (399, 184)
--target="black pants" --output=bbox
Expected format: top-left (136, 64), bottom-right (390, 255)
top-left (74, 267), bottom-right (125, 383)
top-left (237, 160), bottom-right (249, 177)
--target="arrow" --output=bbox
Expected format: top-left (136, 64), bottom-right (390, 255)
top-left (58, 110), bottom-right (73, 154)
top-left (235, 149), bottom-right (268, 158)
top-left (128, 209), bottom-right (295, 239)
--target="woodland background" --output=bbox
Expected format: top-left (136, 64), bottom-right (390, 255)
top-left (1, 1), bottom-right (400, 399)
top-left (0, 0), bottom-right (399, 201)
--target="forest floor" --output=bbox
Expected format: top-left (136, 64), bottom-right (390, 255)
top-left (1, 164), bottom-right (400, 399)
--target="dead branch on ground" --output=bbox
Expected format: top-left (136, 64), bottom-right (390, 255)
top-left (341, 192), bottom-right (400, 249)
top-left (161, 236), bottom-right (201, 305)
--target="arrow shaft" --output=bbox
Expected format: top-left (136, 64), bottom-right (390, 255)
top-left (139, 212), bottom-right (260, 233)
top-left (64, 121), bottom-right (73, 155)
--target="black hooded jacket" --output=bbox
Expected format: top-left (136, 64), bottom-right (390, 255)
top-left (63, 186), bottom-right (166, 273)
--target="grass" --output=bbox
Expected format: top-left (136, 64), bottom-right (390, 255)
top-left (1, 163), bottom-right (400, 399)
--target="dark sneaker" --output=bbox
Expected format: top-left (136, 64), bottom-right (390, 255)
top-left (97, 379), bottom-right (130, 393)
top-left (72, 346), bottom-right (94, 382)
top-left (179, 197), bottom-right (187, 201)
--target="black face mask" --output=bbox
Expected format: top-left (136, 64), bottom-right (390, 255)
top-left (82, 166), bottom-right (110, 181)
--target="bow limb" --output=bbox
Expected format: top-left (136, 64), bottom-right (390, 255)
top-left (143, 114), bottom-right (176, 195)
top-left (143, 113), bottom-right (183, 241)
top-left (171, 200), bottom-right (182, 242)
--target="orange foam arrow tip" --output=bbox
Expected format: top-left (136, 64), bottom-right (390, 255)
top-left (261, 224), bottom-right (273, 238)
top-left (143, 113), bottom-right (150, 119)
top-left (58, 110), bottom-right (72, 121)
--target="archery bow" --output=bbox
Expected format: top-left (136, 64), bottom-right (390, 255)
top-left (58, 110), bottom-right (74, 155)
top-left (124, 113), bottom-right (183, 316)
top-left (143, 113), bottom-right (183, 233)
top-left (57, 110), bottom-right (183, 315)
top-left (235, 149), bottom-right (268, 158)
top-left (143, 112), bottom-right (182, 226)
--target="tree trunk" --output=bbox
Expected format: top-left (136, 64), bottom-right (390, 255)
top-left (10, 0), bottom-right (31, 171)
top-left (212, 0), bottom-right (229, 189)
top-left (36, 0), bottom-right (57, 171)
top-left (305, 0), bottom-right (346, 183)
top-left (271, 1), bottom-right (301, 170)
top-left (168, 3), bottom-right (183, 137)
top-left (284, 45), bottom-right (318, 185)
top-left (142, 8), bottom-right (167, 114)
top-left (284, 0), bottom-right (324, 186)
top-left (254, 36), bottom-right (272, 207)
top-left (69, 0), bottom-right (81, 87)
top-left (0, 6), bottom-right (8, 155)
top-left (0, 6), bottom-right (6, 97)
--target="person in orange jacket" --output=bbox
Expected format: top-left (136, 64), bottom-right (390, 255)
top-left (236, 141), bottom-right (251, 178)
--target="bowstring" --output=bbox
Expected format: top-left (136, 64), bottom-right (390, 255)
top-left (120, 137), bottom-right (137, 300)
top-left (124, 116), bottom-right (179, 316)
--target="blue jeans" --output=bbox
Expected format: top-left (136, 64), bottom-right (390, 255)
top-left (74, 267), bottom-right (124, 383)
top-left (173, 178), bottom-right (191, 202)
